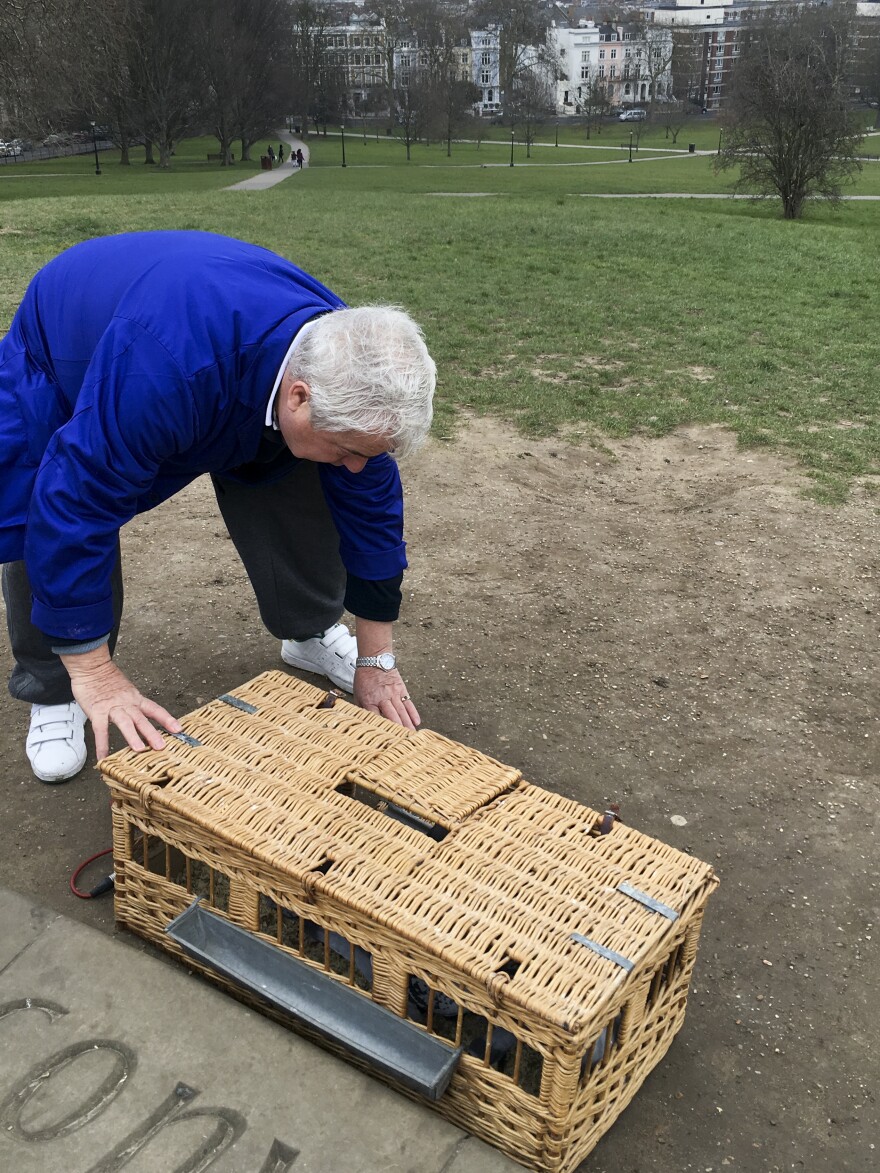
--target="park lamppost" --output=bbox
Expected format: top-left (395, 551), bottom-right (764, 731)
top-left (90, 120), bottom-right (101, 176)
top-left (717, 125), bottom-right (723, 156)
top-left (628, 130), bottom-right (633, 163)
top-left (510, 129), bottom-right (514, 167)
top-left (340, 124), bottom-right (347, 168)
top-left (555, 122), bottom-right (559, 148)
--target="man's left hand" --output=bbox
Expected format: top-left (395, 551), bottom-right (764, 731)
top-left (354, 667), bottom-right (420, 730)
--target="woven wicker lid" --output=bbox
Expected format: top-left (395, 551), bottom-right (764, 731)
top-left (101, 671), bottom-right (717, 1037)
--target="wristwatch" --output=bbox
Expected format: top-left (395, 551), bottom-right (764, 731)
top-left (355, 652), bottom-right (397, 671)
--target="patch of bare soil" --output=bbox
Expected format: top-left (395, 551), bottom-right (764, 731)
top-left (1, 418), bottom-right (877, 1172)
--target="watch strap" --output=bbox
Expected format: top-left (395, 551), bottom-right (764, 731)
top-left (355, 653), bottom-right (396, 670)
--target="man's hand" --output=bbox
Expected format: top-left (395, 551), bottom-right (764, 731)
top-left (354, 666), bottom-right (420, 730)
top-left (60, 647), bottom-right (182, 760)
top-left (353, 616), bottom-right (419, 730)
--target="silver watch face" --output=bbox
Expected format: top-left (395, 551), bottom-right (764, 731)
top-left (377, 652), bottom-right (396, 670)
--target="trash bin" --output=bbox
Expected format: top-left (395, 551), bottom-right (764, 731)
top-left (294, 125), bottom-right (300, 135)
top-left (688, 143), bottom-right (695, 153)
top-left (260, 155), bottom-right (271, 170)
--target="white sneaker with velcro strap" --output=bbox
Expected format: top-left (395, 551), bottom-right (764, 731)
top-left (280, 623), bottom-right (357, 693)
top-left (26, 701), bottom-right (87, 784)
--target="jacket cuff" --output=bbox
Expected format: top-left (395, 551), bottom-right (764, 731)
top-left (31, 596), bottom-right (115, 643)
top-left (50, 633), bottom-right (111, 656)
top-left (339, 541), bottom-right (407, 580)
top-left (344, 574), bottom-right (403, 622)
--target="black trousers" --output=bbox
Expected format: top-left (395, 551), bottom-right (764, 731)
top-left (3, 462), bottom-right (345, 705)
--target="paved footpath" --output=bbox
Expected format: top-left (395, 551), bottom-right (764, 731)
top-left (225, 132), bottom-right (310, 192)
top-left (0, 886), bottom-right (519, 1172)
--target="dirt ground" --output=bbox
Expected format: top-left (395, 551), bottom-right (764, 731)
top-left (0, 418), bottom-right (877, 1173)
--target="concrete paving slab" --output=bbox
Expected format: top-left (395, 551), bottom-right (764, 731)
top-left (0, 885), bottom-right (59, 969)
top-left (0, 888), bottom-right (520, 1173)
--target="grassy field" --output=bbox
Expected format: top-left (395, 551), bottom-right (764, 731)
top-left (1, 129), bottom-right (878, 502)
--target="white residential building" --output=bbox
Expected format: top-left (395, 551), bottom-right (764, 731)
top-left (470, 27), bottom-right (502, 115)
top-left (549, 19), bottom-right (673, 113)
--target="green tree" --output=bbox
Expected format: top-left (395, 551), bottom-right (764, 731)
top-left (717, 2), bottom-right (862, 220)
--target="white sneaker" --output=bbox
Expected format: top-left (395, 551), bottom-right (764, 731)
top-left (26, 702), bottom-right (87, 784)
top-left (281, 623), bottom-right (357, 693)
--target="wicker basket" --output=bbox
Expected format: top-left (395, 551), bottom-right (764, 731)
top-left (101, 671), bottom-right (717, 1172)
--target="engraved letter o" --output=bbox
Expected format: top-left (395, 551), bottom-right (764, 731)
top-left (0, 1039), bottom-right (135, 1141)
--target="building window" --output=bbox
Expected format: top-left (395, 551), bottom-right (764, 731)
top-left (610, 64), bottom-right (616, 78)
top-left (581, 50), bottom-right (589, 61)
top-left (481, 52), bottom-right (491, 65)
top-left (610, 49), bottom-right (617, 59)
top-left (599, 49), bottom-right (605, 59)
top-left (598, 64), bottom-right (605, 77)
top-left (481, 70), bottom-right (490, 84)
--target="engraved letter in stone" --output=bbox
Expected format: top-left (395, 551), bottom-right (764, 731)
top-left (0, 1038), bottom-right (135, 1140)
top-left (86, 1081), bottom-right (246, 1173)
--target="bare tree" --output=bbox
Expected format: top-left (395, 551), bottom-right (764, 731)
top-left (472, 0), bottom-right (550, 104)
top-left (671, 26), bottom-right (705, 114)
top-left (127, 0), bottom-right (203, 168)
top-left (660, 100), bottom-right (688, 146)
top-left (395, 73), bottom-right (430, 161)
top-left (615, 13), bottom-right (674, 120)
top-left (434, 74), bottom-right (480, 156)
top-left (200, 0), bottom-right (293, 165)
top-left (398, 0), bottom-right (473, 150)
top-left (290, 0), bottom-right (333, 135)
top-left (580, 78), bottom-right (612, 140)
top-left (0, 0), bottom-right (106, 136)
top-left (199, 0), bottom-right (244, 165)
top-left (80, 0), bottom-right (142, 164)
top-left (717, 2), bottom-right (862, 219)
top-left (507, 65), bottom-right (555, 158)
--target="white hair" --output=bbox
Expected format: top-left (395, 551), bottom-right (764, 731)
top-left (288, 306), bottom-right (436, 459)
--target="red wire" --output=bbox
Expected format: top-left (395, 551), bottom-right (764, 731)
top-left (69, 847), bottom-right (113, 899)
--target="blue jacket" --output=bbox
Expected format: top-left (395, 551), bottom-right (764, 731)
top-left (0, 231), bottom-right (406, 641)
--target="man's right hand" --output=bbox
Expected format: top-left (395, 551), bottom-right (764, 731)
top-left (59, 646), bottom-right (182, 760)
